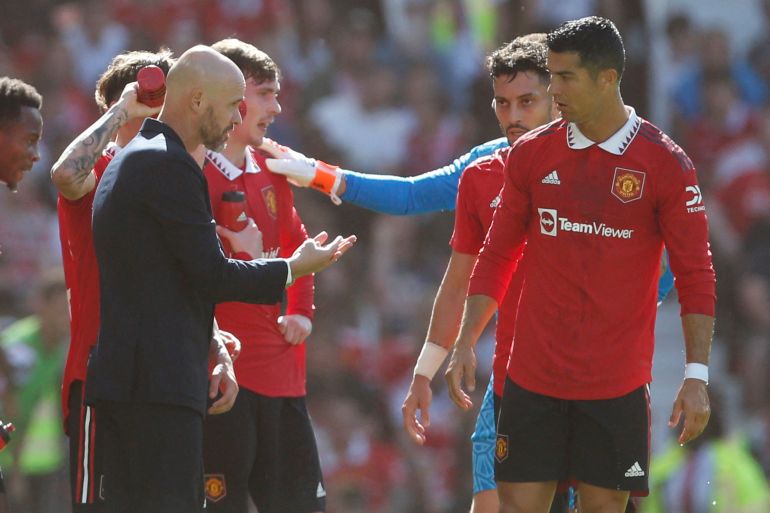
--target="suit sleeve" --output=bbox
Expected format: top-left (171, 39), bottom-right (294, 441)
top-left (468, 147), bottom-right (530, 304)
top-left (144, 153), bottom-right (287, 304)
top-left (655, 145), bottom-right (716, 316)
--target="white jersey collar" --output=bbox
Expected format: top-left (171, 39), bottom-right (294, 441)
top-left (205, 147), bottom-right (261, 181)
top-left (566, 106), bottom-right (641, 155)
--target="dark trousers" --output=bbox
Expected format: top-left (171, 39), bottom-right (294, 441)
top-left (98, 400), bottom-right (204, 513)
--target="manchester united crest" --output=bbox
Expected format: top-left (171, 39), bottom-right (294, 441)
top-left (261, 185), bottom-right (278, 219)
top-left (204, 474), bottom-right (227, 503)
top-left (495, 434), bottom-right (509, 462)
top-left (611, 167), bottom-right (645, 203)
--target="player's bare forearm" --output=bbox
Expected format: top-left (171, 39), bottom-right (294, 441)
top-left (425, 252), bottom-right (476, 349)
top-left (453, 294), bottom-right (498, 349)
top-left (51, 102), bottom-right (129, 200)
top-left (682, 313), bottom-right (714, 365)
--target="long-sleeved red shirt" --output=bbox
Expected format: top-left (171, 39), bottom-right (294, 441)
top-left (469, 108), bottom-right (716, 400)
top-left (204, 147), bottom-right (314, 397)
top-left (451, 147), bottom-right (524, 397)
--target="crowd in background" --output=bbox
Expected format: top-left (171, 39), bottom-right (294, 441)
top-left (0, 0), bottom-right (768, 511)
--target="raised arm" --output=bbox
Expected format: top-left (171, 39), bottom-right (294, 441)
top-left (263, 137), bottom-right (508, 215)
top-left (51, 82), bottom-right (160, 200)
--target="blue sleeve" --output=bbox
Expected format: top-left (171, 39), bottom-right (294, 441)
top-left (340, 138), bottom-right (508, 215)
top-left (657, 249), bottom-right (674, 304)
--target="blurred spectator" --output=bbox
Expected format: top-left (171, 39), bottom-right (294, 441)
top-left (642, 389), bottom-right (770, 513)
top-left (309, 64), bottom-right (415, 173)
top-left (311, 384), bottom-right (414, 513)
top-left (672, 28), bottom-right (767, 121)
top-left (683, 71), bottom-right (760, 189)
top-left (0, 268), bottom-right (70, 513)
top-left (402, 63), bottom-right (464, 172)
top-left (53, 2), bottom-right (129, 93)
top-left (749, 0), bottom-right (770, 85)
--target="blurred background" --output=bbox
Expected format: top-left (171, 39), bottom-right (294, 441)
top-left (0, 0), bottom-right (769, 511)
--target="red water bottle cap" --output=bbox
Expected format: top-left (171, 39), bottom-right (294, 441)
top-left (219, 190), bottom-right (248, 232)
top-left (137, 65), bottom-right (166, 108)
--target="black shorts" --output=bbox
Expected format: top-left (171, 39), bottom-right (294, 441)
top-left (203, 389), bottom-right (325, 513)
top-left (98, 400), bottom-right (205, 513)
top-left (495, 377), bottom-right (650, 495)
top-left (68, 380), bottom-right (106, 512)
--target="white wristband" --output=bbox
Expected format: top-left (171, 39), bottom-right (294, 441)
top-left (414, 341), bottom-right (449, 380)
top-left (684, 363), bottom-right (709, 384)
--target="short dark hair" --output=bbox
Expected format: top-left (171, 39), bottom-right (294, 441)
top-left (0, 77), bottom-right (42, 126)
top-left (94, 49), bottom-right (175, 112)
top-left (547, 16), bottom-right (625, 81)
top-left (486, 33), bottom-right (549, 84)
top-left (211, 39), bottom-right (280, 84)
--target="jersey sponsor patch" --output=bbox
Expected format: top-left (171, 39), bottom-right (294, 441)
top-left (611, 168), bottom-right (645, 203)
top-left (204, 474), bottom-right (227, 503)
top-left (261, 185), bottom-right (278, 219)
top-left (538, 208), bottom-right (634, 239)
top-left (495, 434), bottom-right (509, 462)
top-left (685, 185), bottom-right (705, 213)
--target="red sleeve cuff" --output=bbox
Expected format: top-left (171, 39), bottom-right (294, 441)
top-left (286, 306), bottom-right (315, 321)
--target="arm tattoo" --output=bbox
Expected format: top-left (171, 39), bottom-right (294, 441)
top-left (53, 105), bottom-right (129, 186)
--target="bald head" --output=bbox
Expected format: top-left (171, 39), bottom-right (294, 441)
top-left (167, 45), bottom-right (244, 98)
top-left (160, 45), bottom-right (245, 152)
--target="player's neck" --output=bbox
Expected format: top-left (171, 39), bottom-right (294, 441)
top-left (221, 139), bottom-right (247, 168)
top-left (574, 93), bottom-right (628, 144)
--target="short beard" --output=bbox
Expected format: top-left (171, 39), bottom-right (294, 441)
top-left (199, 106), bottom-right (229, 151)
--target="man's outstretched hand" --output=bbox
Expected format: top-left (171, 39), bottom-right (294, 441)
top-left (287, 232), bottom-right (356, 280)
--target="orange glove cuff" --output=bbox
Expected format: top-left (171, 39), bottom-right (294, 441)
top-left (310, 161), bottom-right (339, 194)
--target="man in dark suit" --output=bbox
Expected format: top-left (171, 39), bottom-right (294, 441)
top-left (87, 46), bottom-right (355, 513)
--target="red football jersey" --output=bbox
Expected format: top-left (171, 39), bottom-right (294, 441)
top-left (469, 109), bottom-right (716, 400)
top-left (204, 147), bottom-right (314, 397)
top-left (58, 144), bottom-right (118, 427)
top-left (450, 147), bottom-right (523, 397)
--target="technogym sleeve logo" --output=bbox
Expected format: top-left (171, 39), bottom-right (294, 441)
top-left (538, 208), bottom-right (634, 239)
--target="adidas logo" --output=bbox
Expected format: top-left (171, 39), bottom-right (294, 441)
top-left (236, 212), bottom-right (247, 222)
top-left (541, 170), bottom-right (561, 185)
top-left (316, 482), bottom-right (326, 498)
top-left (624, 461), bottom-right (645, 478)
top-left (490, 195), bottom-right (501, 208)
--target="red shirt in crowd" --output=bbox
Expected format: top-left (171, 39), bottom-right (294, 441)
top-left (469, 108), bottom-right (716, 400)
top-left (58, 144), bottom-right (118, 428)
top-left (203, 147), bottom-right (314, 397)
top-left (450, 147), bottom-right (523, 398)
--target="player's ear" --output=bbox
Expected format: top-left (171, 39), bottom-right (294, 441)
top-left (190, 88), bottom-right (204, 112)
top-left (598, 68), bottom-right (618, 89)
